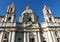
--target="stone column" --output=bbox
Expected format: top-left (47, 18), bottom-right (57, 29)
top-left (51, 31), bottom-right (57, 42)
top-left (37, 32), bottom-right (42, 42)
top-left (8, 32), bottom-right (11, 42)
top-left (27, 32), bottom-right (29, 42)
top-left (24, 32), bottom-right (26, 42)
top-left (11, 31), bottom-right (15, 42)
top-left (35, 32), bottom-right (38, 42)
top-left (46, 32), bottom-right (49, 42)
top-left (47, 31), bottom-right (53, 42)
top-left (0, 32), bottom-right (4, 42)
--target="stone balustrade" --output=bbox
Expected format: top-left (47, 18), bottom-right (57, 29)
top-left (0, 22), bottom-right (16, 27)
top-left (47, 22), bottom-right (60, 27)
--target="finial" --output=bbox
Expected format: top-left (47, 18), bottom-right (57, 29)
top-left (44, 5), bottom-right (47, 8)
top-left (12, 2), bottom-right (14, 5)
top-left (26, 6), bottom-right (30, 10)
top-left (11, 0), bottom-right (14, 5)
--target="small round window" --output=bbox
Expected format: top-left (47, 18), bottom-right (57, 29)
top-left (8, 17), bottom-right (11, 20)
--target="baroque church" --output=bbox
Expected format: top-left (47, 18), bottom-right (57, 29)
top-left (0, 3), bottom-right (60, 42)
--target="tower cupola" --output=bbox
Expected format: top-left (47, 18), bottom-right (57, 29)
top-left (5, 3), bottom-right (16, 22)
top-left (42, 5), bottom-right (55, 22)
top-left (19, 6), bottom-right (38, 23)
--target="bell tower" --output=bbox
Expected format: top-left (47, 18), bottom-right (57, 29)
top-left (42, 5), bottom-right (55, 22)
top-left (5, 3), bottom-right (16, 22)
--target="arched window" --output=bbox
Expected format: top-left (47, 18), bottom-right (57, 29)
top-left (10, 8), bottom-right (13, 12)
top-left (29, 17), bottom-right (31, 22)
top-left (47, 10), bottom-right (49, 13)
top-left (49, 18), bottom-right (52, 21)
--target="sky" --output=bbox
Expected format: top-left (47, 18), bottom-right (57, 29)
top-left (0, 0), bottom-right (60, 23)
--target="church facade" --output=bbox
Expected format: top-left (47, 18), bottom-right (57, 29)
top-left (0, 3), bottom-right (60, 42)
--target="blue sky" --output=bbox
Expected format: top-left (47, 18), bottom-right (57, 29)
top-left (0, 0), bottom-right (60, 23)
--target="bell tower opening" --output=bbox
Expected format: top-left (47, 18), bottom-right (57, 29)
top-left (10, 8), bottom-right (13, 12)
top-left (5, 3), bottom-right (16, 22)
top-left (47, 10), bottom-right (49, 13)
top-left (49, 17), bottom-right (52, 21)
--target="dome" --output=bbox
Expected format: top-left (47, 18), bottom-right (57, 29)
top-left (20, 6), bottom-right (38, 23)
top-left (21, 6), bottom-right (34, 15)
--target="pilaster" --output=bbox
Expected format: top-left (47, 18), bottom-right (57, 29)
top-left (0, 32), bottom-right (4, 42)
top-left (38, 32), bottom-right (43, 42)
top-left (35, 32), bottom-right (38, 42)
top-left (47, 31), bottom-right (53, 42)
top-left (24, 32), bottom-right (26, 42)
top-left (27, 32), bottom-right (29, 42)
top-left (8, 32), bottom-right (11, 42)
top-left (11, 31), bottom-right (15, 42)
top-left (51, 31), bottom-right (57, 42)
